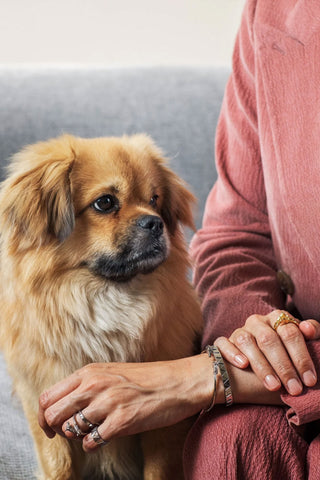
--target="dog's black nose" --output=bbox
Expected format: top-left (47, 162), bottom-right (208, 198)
top-left (136, 215), bottom-right (164, 236)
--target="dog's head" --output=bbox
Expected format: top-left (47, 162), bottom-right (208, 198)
top-left (0, 134), bottom-right (195, 282)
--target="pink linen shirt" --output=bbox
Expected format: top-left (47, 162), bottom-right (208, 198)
top-left (190, 0), bottom-right (320, 457)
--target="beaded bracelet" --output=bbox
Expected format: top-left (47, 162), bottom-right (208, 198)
top-left (202, 345), bottom-right (233, 412)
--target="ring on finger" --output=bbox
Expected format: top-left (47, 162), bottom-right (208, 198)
top-left (78, 410), bottom-right (98, 430)
top-left (90, 426), bottom-right (108, 446)
top-left (65, 415), bottom-right (86, 438)
top-left (65, 421), bottom-right (78, 436)
top-left (273, 312), bottom-right (300, 332)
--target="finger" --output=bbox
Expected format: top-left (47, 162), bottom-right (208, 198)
top-left (63, 409), bottom-right (101, 440)
top-left (244, 312), bottom-right (305, 394)
top-left (38, 374), bottom-right (82, 435)
top-left (38, 411), bottom-right (56, 439)
top-left (257, 328), bottom-right (303, 394)
top-left (269, 310), bottom-right (317, 386)
top-left (43, 387), bottom-right (93, 436)
top-left (38, 392), bottom-right (57, 439)
top-left (214, 336), bottom-right (249, 368)
top-left (249, 317), bottom-right (305, 394)
top-left (83, 424), bottom-right (110, 453)
top-left (38, 375), bottom-right (80, 437)
top-left (275, 321), bottom-right (317, 387)
top-left (39, 373), bottom-right (82, 411)
top-left (230, 329), bottom-right (282, 392)
top-left (299, 319), bottom-right (320, 340)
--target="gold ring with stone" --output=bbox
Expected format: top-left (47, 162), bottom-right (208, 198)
top-left (273, 312), bottom-right (300, 331)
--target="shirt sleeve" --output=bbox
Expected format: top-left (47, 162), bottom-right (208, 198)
top-left (190, 0), bottom-right (286, 346)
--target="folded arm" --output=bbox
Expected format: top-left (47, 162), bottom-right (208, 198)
top-left (190, 0), bottom-right (320, 420)
top-left (38, 354), bottom-right (282, 452)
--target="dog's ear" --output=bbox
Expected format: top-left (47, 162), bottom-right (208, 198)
top-left (0, 137), bottom-right (75, 249)
top-left (160, 165), bottom-right (196, 235)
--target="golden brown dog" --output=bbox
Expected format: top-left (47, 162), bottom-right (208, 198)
top-left (0, 134), bottom-right (202, 480)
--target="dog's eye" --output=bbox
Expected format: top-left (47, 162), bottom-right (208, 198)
top-left (149, 195), bottom-right (159, 208)
top-left (92, 195), bottom-right (118, 214)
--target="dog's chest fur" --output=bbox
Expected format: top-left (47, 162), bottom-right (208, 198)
top-left (43, 276), bottom-right (158, 370)
top-left (87, 282), bottom-right (155, 363)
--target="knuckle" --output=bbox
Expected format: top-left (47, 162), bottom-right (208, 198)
top-left (81, 363), bottom-right (96, 375)
top-left (233, 330), bottom-right (254, 348)
top-left (114, 409), bottom-right (126, 427)
top-left (275, 362), bottom-right (294, 380)
top-left (280, 326), bottom-right (300, 343)
top-left (214, 336), bottom-right (227, 345)
top-left (256, 331), bottom-right (277, 350)
top-left (80, 376), bottom-right (102, 395)
top-left (293, 355), bottom-right (311, 372)
top-left (44, 409), bottom-right (58, 428)
top-left (214, 336), bottom-right (230, 352)
top-left (230, 328), bottom-right (243, 339)
top-left (105, 388), bottom-right (120, 408)
top-left (245, 314), bottom-right (261, 328)
top-left (39, 391), bottom-right (49, 409)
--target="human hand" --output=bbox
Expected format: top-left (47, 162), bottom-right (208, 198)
top-left (38, 356), bottom-right (214, 452)
top-left (214, 310), bottom-right (320, 396)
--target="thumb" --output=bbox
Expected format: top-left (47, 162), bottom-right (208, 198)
top-left (299, 319), bottom-right (320, 340)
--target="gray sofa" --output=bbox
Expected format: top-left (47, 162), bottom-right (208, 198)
top-left (0, 66), bottom-right (229, 479)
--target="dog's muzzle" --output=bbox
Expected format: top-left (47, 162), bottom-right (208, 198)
top-left (90, 214), bottom-right (169, 282)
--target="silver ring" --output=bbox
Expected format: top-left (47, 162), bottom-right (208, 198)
top-left (78, 410), bottom-right (97, 430)
top-left (72, 414), bottom-right (86, 437)
top-left (90, 426), bottom-right (108, 446)
top-left (65, 419), bottom-right (85, 438)
top-left (65, 421), bottom-right (77, 436)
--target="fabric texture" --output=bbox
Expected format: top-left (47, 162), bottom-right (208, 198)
top-left (184, 405), bottom-right (309, 480)
top-left (189, 0), bottom-right (320, 478)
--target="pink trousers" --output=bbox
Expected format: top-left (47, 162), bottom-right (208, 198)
top-left (183, 404), bottom-right (315, 480)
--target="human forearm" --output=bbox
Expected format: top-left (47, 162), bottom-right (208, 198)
top-left (38, 353), bottom-right (282, 452)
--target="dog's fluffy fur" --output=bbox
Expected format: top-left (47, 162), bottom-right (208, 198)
top-left (0, 134), bottom-right (202, 480)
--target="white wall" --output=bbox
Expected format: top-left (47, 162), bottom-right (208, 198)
top-left (0, 0), bottom-right (245, 67)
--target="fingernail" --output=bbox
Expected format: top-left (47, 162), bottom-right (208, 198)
top-left (302, 370), bottom-right (317, 386)
top-left (264, 374), bottom-right (281, 390)
top-left (235, 354), bottom-right (247, 366)
top-left (287, 378), bottom-right (302, 395)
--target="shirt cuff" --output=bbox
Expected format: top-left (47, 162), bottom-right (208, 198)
top-left (281, 340), bottom-right (320, 426)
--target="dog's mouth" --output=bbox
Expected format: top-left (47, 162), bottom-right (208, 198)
top-left (87, 215), bottom-right (169, 282)
top-left (92, 244), bottom-right (168, 282)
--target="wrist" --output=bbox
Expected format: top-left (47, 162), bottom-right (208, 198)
top-left (183, 354), bottom-right (225, 412)
top-left (205, 345), bottom-right (234, 408)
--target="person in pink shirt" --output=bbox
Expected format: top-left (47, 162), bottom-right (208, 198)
top-left (38, 1), bottom-right (320, 478)
top-left (184, 1), bottom-right (320, 477)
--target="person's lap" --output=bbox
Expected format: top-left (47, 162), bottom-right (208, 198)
top-left (183, 404), bottom-right (308, 480)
